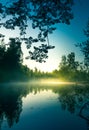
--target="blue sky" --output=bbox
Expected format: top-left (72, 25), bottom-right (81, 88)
top-left (23, 0), bottom-right (89, 72)
top-left (0, 0), bottom-right (89, 72)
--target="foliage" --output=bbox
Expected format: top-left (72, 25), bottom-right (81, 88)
top-left (67, 52), bottom-right (79, 71)
top-left (0, 0), bottom-right (74, 62)
top-left (59, 55), bottom-right (67, 70)
top-left (0, 38), bottom-right (53, 82)
top-left (0, 45), bottom-right (89, 82)
top-left (53, 52), bottom-right (89, 81)
top-left (59, 52), bottom-right (79, 72)
top-left (0, 39), bottom-right (24, 82)
top-left (77, 19), bottom-right (89, 72)
top-left (0, 38), bottom-right (22, 70)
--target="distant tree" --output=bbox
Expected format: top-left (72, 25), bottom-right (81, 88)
top-left (59, 55), bottom-right (68, 73)
top-left (59, 55), bottom-right (67, 69)
top-left (0, 41), bottom-right (6, 69)
top-left (0, 38), bottom-right (24, 81)
top-left (58, 52), bottom-right (80, 81)
top-left (59, 52), bottom-right (79, 72)
top-left (2, 38), bottom-right (23, 70)
top-left (67, 52), bottom-right (79, 71)
top-left (0, 0), bottom-right (74, 62)
top-left (77, 19), bottom-right (89, 72)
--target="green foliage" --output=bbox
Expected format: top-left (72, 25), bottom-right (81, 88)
top-left (77, 19), bottom-right (89, 72)
top-left (0, 0), bottom-right (73, 35)
top-left (59, 55), bottom-right (67, 70)
top-left (59, 52), bottom-right (79, 73)
top-left (0, 0), bottom-right (74, 62)
top-left (0, 39), bottom-right (28, 82)
top-left (0, 38), bottom-right (53, 82)
top-left (4, 38), bottom-right (22, 70)
top-left (67, 52), bottom-right (79, 71)
top-left (53, 52), bottom-right (89, 81)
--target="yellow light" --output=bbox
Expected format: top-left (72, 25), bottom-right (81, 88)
top-left (40, 79), bottom-right (75, 85)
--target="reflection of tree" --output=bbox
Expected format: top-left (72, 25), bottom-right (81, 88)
top-left (6, 98), bottom-right (22, 128)
top-left (0, 111), bottom-right (3, 130)
top-left (27, 84), bottom-right (89, 115)
top-left (52, 85), bottom-right (89, 113)
top-left (0, 84), bottom-right (30, 129)
top-left (79, 101), bottom-right (89, 130)
top-left (52, 84), bottom-right (89, 130)
top-left (0, 83), bottom-right (89, 129)
top-left (0, 83), bottom-right (49, 129)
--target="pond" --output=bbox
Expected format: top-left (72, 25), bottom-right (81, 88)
top-left (0, 82), bottom-right (89, 130)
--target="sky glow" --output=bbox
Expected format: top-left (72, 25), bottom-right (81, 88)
top-left (23, 0), bottom-right (89, 72)
top-left (0, 0), bottom-right (89, 72)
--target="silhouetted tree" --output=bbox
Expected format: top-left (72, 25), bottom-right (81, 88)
top-left (3, 38), bottom-right (23, 70)
top-left (0, 38), bottom-right (29, 82)
top-left (67, 52), bottom-right (79, 71)
top-left (0, 41), bottom-right (6, 69)
top-left (59, 55), bottom-right (67, 69)
top-left (59, 52), bottom-right (79, 72)
top-left (0, 0), bottom-right (74, 62)
top-left (77, 19), bottom-right (89, 72)
top-left (58, 55), bottom-right (69, 77)
top-left (57, 52), bottom-right (83, 81)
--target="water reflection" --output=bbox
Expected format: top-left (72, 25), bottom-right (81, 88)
top-left (0, 83), bottom-right (89, 130)
top-left (53, 84), bottom-right (89, 129)
top-left (57, 85), bottom-right (89, 113)
top-left (0, 84), bottom-right (30, 129)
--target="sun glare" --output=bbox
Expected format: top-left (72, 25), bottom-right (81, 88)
top-left (39, 79), bottom-right (75, 85)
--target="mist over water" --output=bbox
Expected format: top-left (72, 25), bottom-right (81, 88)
top-left (0, 81), bottom-right (89, 130)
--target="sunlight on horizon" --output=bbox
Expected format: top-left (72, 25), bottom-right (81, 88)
top-left (25, 79), bottom-right (76, 86)
top-left (39, 79), bottom-right (76, 85)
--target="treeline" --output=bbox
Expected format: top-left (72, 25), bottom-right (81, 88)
top-left (0, 38), bottom-right (52, 82)
top-left (0, 39), bottom-right (89, 82)
top-left (0, 38), bottom-right (29, 82)
top-left (52, 52), bottom-right (89, 82)
top-left (32, 52), bottom-right (89, 82)
top-left (22, 51), bottom-right (89, 82)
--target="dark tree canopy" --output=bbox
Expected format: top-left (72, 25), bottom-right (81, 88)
top-left (77, 19), bottom-right (89, 71)
top-left (59, 52), bottom-right (79, 72)
top-left (0, 38), bottom-right (22, 70)
top-left (0, 0), bottom-right (74, 62)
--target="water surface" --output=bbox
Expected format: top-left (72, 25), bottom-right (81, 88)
top-left (0, 83), bottom-right (89, 130)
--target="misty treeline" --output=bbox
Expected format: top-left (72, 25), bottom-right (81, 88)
top-left (0, 0), bottom-right (89, 82)
top-left (0, 38), bottom-right (28, 82)
top-left (0, 38), bottom-right (51, 82)
top-left (0, 39), bottom-right (89, 82)
top-left (53, 52), bottom-right (89, 82)
top-left (0, 19), bottom-right (89, 82)
top-left (55, 19), bottom-right (89, 82)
